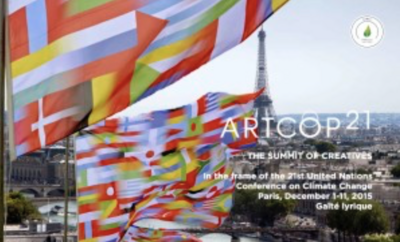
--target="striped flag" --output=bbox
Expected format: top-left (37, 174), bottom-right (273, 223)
top-left (75, 91), bottom-right (260, 241)
top-left (7, 0), bottom-right (289, 158)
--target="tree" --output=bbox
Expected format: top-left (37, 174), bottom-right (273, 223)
top-left (254, 192), bottom-right (296, 226)
top-left (364, 235), bottom-right (400, 242)
top-left (315, 141), bottom-right (337, 154)
top-left (396, 214), bottom-right (400, 235)
top-left (327, 199), bottom-right (389, 242)
top-left (303, 139), bottom-right (337, 154)
top-left (353, 201), bottom-right (389, 236)
top-left (6, 192), bottom-right (41, 224)
top-left (356, 168), bottom-right (372, 175)
top-left (391, 164), bottom-right (400, 178)
top-left (232, 189), bottom-right (296, 227)
top-left (327, 198), bottom-right (358, 242)
top-left (393, 235), bottom-right (400, 242)
top-left (364, 234), bottom-right (393, 242)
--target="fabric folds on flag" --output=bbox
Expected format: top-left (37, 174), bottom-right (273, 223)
top-left (122, 226), bottom-right (201, 242)
top-left (8, 0), bottom-right (289, 158)
top-left (75, 91), bottom-right (260, 242)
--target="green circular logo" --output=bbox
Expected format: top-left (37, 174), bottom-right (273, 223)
top-left (351, 16), bottom-right (384, 48)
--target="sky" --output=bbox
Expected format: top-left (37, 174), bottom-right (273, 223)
top-left (120, 0), bottom-right (400, 117)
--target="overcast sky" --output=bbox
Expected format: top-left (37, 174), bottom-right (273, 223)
top-left (119, 0), bottom-right (400, 117)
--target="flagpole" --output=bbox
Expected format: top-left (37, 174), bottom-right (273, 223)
top-left (0, 0), bottom-right (7, 240)
top-left (64, 137), bottom-right (70, 242)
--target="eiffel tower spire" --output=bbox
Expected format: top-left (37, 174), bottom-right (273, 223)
top-left (254, 27), bottom-right (277, 138)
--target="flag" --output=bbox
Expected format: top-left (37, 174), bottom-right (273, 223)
top-left (122, 226), bottom-right (201, 242)
top-left (75, 91), bottom-right (260, 241)
top-left (123, 145), bottom-right (236, 231)
top-left (8, 0), bottom-right (290, 159)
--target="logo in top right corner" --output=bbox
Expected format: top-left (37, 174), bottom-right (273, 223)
top-left (351, 16), bottom-right (384, 48)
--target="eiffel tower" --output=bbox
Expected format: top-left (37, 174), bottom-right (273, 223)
top-left (253, 27), bottom-right (277, 139)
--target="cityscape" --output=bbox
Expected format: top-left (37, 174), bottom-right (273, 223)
top-left (3, 29), bottom-right (400, 242)
top-left (229, 112), bottom-right (400, 242)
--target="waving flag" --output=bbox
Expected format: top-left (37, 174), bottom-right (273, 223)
top-left (7, 0), bottom-right (289, 158)
top-left (122, 145), bottom-right (236, 231)
top-left (122, 226), bottom-right (201, 242)
top-left (75, 91), bottom-right (260, 242)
